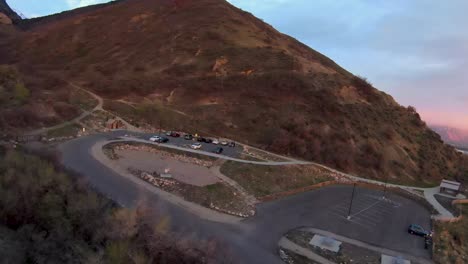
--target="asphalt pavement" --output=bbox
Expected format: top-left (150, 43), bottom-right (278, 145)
top-left (59, 133), bottom-right (433, 263)
top-left (119, 130), bottom-right (244, 158)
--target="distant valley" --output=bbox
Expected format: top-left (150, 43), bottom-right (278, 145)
top-left (431, 125), bottom-right (468, 149)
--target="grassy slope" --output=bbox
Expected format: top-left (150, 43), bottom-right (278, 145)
top-left (0, 148), bottom-right (220, 263)
top-left (434, 204), bottom-right (468, 264)
top-left (1, 0), bottom-right (466, 185)
top-left (220, 161), bottom-right (331, 197)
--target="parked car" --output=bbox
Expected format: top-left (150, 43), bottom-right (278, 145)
top-left (197, 137), bottom-right (205, 142)
top-left (408, 224), bottom-right (430, 237)
top-left (212, 139), bottom-right (219, 145)
top-left (170, 132), bottom-right (180, 137)
top-left (213, 147), bottom-right (223, 154)
top-left (157, 137), bottom-right (169, 143)
top-left (149, 135), bottom-right (161, 142)
top-left (191, 142), bottom-right (202, 149)
top-left (220, 141), bottom-right (228, 146)
top-left (184, 134), bottom-right (193, 140)
top-left (228, 142), bottom-right (236, 147)
top-left (165, 131), bottom-right (172, 136)
top-left (205, 138), bottom-right (213, 144)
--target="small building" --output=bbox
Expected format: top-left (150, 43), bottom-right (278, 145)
top-left (439, 179), bottom-right (461, 196)
top-left (106, 119), bottom-right (125, 130)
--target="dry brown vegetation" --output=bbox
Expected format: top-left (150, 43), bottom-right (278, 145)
top-left (0, 0), bottom-right (466, 186)
top-left (0, 65), bottom-right (81, 134)
top-left (434, 204), bottom-right (468, 264)
top-left (220, 161), bottom-right (332, 197)
top-left (0, 147), bottom-right (230, 263)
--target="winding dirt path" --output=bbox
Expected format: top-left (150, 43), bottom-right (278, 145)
top-left (25, 82), bottom-right (140, 136)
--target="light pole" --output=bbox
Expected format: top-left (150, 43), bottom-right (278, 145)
top-left (382, 173), bottom-right (389, 200)
top-left (347, 183), bottom-right (357, 220)
top-left (159, 119), bottom-right (162, 137)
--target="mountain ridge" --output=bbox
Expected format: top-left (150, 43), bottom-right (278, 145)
top-left (431, 125), bottom-right (468, 149)
top-left (1, 0), bottom-right (467, 185)
top-left (0, 0), bottom-right (20, 23)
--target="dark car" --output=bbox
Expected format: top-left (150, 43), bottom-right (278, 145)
top-left (170, 132), bottom-right (180, 137)
top-left (408, 224), bottom-right (430, 237)
top-left (157, 137), bottom-right (169, 143)
top-left (197, 137), bottom-right (205, 142)
top-left (228, 142), bottom-right (236, 147)
top-left (205, 138), bottom-right (213, 144)
top-left (184, 134), bottom-right (193, 140)
top-left (213, 147), bottom-right (223, 154)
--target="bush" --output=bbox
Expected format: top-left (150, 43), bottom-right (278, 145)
top-left (0, 150), bottom-right (225, 263)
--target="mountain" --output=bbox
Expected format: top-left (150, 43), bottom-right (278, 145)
top-left (431, 125), bottom-right (468, 149)
top-left (0, 0), bottom-right (20, 24)
top-left (1, 0), bottom-right (467, 185)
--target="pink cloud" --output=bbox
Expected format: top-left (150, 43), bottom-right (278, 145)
top-left (419, 108), bottom-right (468, 130)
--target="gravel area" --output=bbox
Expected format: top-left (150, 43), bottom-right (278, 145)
top-left (115, 148), bottom-right (220, 187)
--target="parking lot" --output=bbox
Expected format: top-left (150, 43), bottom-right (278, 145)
top-left (252, 185), bottom-right (432, 260)
top-left (113, 130), bottom-right (244, 159)
top-left (329, 193), bottom-right (403, 230)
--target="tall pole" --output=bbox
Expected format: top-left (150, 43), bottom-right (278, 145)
top-left (347, 183), bottom-right (357, 220)
top-left (159, 119), bottom-right (162, 136)
top-left (382, 173), bottom-right (389, 199)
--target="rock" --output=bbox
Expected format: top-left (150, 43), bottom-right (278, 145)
top-left (0, 12), bottom-right (12, 24)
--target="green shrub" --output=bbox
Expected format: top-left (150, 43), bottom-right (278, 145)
top-left (14, 82), bottom-right (29, 103)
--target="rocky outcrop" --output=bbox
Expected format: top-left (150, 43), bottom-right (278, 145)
top-left (0, 0), bottom-right (20, 23)
top-left (0, 12), bottom-right (12, 24)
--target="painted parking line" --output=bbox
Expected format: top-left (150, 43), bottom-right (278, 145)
top-left (328, 207), bottom-right (348, 216)
top-left (354, 210), bottom-right (382, 222)
top-left (349, 200), bottom-right (383, 219)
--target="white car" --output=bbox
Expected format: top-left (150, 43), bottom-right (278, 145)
top-left (191, 142), bottom-right (202, 149)
top-left (220, 140), bottom-right (228, 146)
top-left (149, 135), bottom-right (161, 142)
top-left (212, 139), bottom-right (219, 145)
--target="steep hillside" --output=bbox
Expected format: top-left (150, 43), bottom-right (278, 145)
top-left (1, 0), bottom-right (467, 185)
top-left (0, 0), bottom-right (20, 23)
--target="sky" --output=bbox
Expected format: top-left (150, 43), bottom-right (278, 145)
top-left (6, 0), bottom-right (468, 130)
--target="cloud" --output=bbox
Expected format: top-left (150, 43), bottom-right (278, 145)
top-left (66, 0), bottom-right (112, 9)
top-left (229, 0), bottom-right (468, 130)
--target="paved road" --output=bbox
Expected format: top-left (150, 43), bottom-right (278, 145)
top-left (59, 133), bottom-right (432, 263)
top-left (132, 131), bottom-right (244, 159)
top-left (109, 131), bottom-right (310, 165)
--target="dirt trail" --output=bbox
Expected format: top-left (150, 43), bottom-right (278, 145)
top-left (25, 82), bottom-right (140, 136)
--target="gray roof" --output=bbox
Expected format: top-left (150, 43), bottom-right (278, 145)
top-left (440, 179), bottom-right (461, 191)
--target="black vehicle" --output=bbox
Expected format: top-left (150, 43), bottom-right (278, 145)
top-left (213, 147), bottom-right (223, 154)
top-left (205, 138), bottom-right (213, 144)
top-left (408, 224), bottom-right (430, 237)
top-left (170, 132), bottom-right (181, 137)
top-left (157, 137), bottom-right (169, 143)
top-left (228, 142), bottom-right (236, 147)
top-left (184, 134), bottom-right (193, 140)
top-left (197, 137), bottom-right (205, 142)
